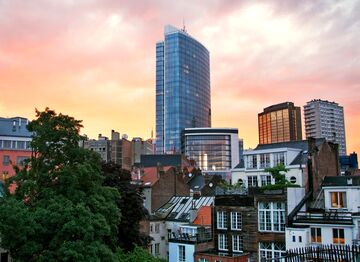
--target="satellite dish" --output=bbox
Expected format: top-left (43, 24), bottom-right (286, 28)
top-left (209, 182), bottom-right (213, 188)
top-left (188, 173), bottom-right (192, 177)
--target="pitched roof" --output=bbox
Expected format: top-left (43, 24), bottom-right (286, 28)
top-left (155, 196), bottom-right (214, 222)
top-left (255, 138), bottom-right (326, 151)
top-left (193, 206), bottom-right (212, 226)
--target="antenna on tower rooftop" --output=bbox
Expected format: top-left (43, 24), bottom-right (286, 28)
top-left (182, 18), bottom-right (187, 33)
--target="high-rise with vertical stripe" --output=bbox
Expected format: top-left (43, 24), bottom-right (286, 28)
top-left (156, 25), bottom-right (211, 154)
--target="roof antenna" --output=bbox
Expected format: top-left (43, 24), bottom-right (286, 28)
top-left (182, 18), bottom-right (187, 33)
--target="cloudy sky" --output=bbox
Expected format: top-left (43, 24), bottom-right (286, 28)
top-left (0, 0), bottom-right (359, 153)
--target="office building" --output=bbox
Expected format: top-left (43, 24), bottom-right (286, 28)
top-left (304, 99), bottom-right (347, 156)
top-left (156, 25), bottom-right (211, 154)
top-left (182, 128), bottom-right (239, 176)
top-left (258, 102), bottom-right (302, 145)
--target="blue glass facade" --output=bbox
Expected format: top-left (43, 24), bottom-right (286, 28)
top-left (156, 25), bottom-right (211, 154)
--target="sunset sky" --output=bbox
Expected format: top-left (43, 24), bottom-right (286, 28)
top-left (0, 0), bottom-right (359, 153)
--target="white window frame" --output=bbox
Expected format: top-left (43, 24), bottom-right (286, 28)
top-left (311, 227), bottom-right (322, 244)
top-left (218, 234), bottom-right (228, 251)
top-left (217, 211), bottom-right (227, 229)
top-left (260, 174), bottom-right (272, 186)
top-left (258, 202), bottom-right (286, 232)
top-left (155, 243), bottom-right (160, 256)
top-left (232, 235), bottom-right (243, 253)
top-left (333, 228), bottom-right (345, 245)
top-left (330, 192), bottom-right (347, 208)
top-left (273, 152), bottom-right (285, 166)
top-left (230, 212), bottom-right (242, 230)
top-left (260, 153), bottom-right (271, 168)
top-left (259, 242), bottom-right (285, 260)
top-left (247, 176), bottom-right (258, 188)
top-left (178, 245), bottom-right (186, 262)
top-left (247, 155), bottom-right (257, 169)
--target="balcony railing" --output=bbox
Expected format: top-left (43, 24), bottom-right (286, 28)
top-left (293, 211), bottom-right (353, 225)
top-left (169, 232), bottom-right (212, 243)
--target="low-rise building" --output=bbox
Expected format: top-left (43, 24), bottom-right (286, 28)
top-left (232, 138), bottom-right (339, 195)
top-left (149, 196), bottom-right (214, 260)
top-left (287, 176), bottom-right (360, 250)
top-left (0, 117), bottom-right (32, 188)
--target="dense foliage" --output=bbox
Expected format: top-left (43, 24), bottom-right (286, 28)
top-left (0, 109), bottom-right (120, 261)
top-left (102, 162), bottom-right (151, 251)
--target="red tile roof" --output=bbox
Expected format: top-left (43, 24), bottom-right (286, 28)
top-left (193, 206), bottom-right (212, 226)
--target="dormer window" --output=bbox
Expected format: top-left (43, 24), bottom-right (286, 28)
top-left (331, 192), bottom-right (346, 208)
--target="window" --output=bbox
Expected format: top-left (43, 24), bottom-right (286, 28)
top-left (260, 154), bottom-right (270, 168)
top-left (260, 175), bottom-right (272, 186)
top-left (311, 228), bottom-right (322, 243)
top-left (273, 152), bottom-right (285, 166)
top-left (299, 236), bottom-right (302, 242)
top-left (217, 211), bottom-right (227, 229)
top-left (178, 245), bottom-right (185, 262)
top-left (247, 176), bottom-right (258, 188)
top-left (3, 155), bottom-right (10, 166)
top-left (292, 236), bottom-right (295, 242)
top-left (155, 223), bottom-right (160, 233)
top-left (150, 244), bottom-right (153, 255)
top-left (333, 228), bottom-right (345, 245)
top-left (17, 141), bottom-right (25, 149)
top-left (231, 212), bottom-right (242, 230)
top-left (155, 243), bottom-right (160, 256)
top-left (232, 235), bottom-right (243, 252)
top-left (247, 155), bottom-right (257, 169)
top-left (218, 234), bottom-right (228, 251)
top-left (259, 202), bottom-right (285, 232)
top-left (3, 140), bottom-right (11, 149)
top-left (150, 224), bottom-right (153, 233)
top-left (290, 176), bottom-right (297, 184)
top-left (259, 242), bottom-right (285, 260)
top-left (16, 156), bottom-right (28, 166)
top-left (198, 259), bottom-right (209, 262)
top-left (331, 192), bottom-right (346, 208)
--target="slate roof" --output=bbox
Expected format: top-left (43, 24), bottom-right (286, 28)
top-left (155, 196), bottom-right (214, 222)
top-left (255, 138), bottom-right (325, 151)
top-left (322, 176), bottom-right (360, 187)
top-left (0, 117), bottom-right (32, 137)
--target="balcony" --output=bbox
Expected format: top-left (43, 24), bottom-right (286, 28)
top-left (169, 231), bottom-right (212, 244)
top-left (293, 211), bottom-right (353, 225)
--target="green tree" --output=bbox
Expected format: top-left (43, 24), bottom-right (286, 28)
top-left (0, 108), bottom-right (120, 262)
top-left (116, 246), bottom-right (166, 262)
top-left (102, 162), bottom-right (151, 251)
top-left (261, 164), bottom-right (299, 190)
top-left (265, 164), bottom-right (289, 184)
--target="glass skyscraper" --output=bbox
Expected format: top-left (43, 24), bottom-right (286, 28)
top-left (156, 25), bottom-right (211, 154)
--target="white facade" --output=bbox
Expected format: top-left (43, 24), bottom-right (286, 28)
top-left (304, 99), bottom-right (346, 156)
top-left (149, 220), bottom-right (168, 260)
top-left (169, 242), bottom-right (195, 262)
top-left (286, 177), bottom-right (360, 250)
top-left (232, 147), bottom-right (305, 188)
